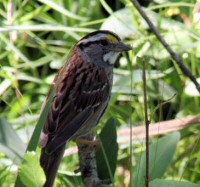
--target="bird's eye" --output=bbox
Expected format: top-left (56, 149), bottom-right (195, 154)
top-left (101, 40), bottom-right (109, 46)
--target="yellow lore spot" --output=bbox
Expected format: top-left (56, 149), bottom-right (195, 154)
top-left (106, 35), bottom-right (119, 44)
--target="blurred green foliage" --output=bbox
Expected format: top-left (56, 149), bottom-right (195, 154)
top-left (0, 0), bottom-right (200, 186)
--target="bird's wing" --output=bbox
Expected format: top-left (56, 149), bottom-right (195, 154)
top-left (40, 54), bottom-right (111, 154)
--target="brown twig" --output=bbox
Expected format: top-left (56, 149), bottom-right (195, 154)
top-left (117, 115), bottom-right (200, 144)
top-left (131, 0), bottom-right (200, 93)
top-left (65, 115), bottom-right (200, 157)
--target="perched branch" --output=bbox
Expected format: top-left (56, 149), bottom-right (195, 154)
top-left (131, 0), bottom-right (200, 93)
top-left (76, 133), bottom-right (111, 187)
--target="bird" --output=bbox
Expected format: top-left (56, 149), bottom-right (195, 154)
top-left (39, 30), bottom-right (131, 187)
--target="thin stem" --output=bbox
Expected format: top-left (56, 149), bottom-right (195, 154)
top-left (127, 53), bottom-right (134, 187)
top-left (131, 0), bottom-right (200, 93)
top-left (142, 59), bottom-right (150, 187)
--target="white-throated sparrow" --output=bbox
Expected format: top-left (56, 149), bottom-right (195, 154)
top-left (39, 30), bottom-right (131, 187)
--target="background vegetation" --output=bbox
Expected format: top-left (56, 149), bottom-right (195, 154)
top-left (0, 0), bottom-right (200, 186)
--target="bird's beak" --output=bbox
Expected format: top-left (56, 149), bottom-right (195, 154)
top-left (114, 41), bottom-right (132, 52)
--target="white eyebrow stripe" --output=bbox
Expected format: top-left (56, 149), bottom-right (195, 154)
top-left (78, 34), bottom-right (105, 45)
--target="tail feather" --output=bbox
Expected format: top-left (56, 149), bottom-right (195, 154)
top-left (40, 144), bottom-right (66, 187)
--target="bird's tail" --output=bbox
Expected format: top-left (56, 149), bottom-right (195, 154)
top-left (40, 144), bottom-right (66, 187)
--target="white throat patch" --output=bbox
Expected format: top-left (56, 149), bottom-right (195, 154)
top-left (103, 52), bottom-right (119, 65)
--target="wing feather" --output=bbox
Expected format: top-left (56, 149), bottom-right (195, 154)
top-left (40, 52), bottom-right (111, 154)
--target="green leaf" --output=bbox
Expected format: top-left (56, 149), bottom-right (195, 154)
top-left (133, 132), bottom-right (180, 187)
top-left (15, 34), bottom-right (75, 187)
top-left (96, 117), bottom-right (119, 180)
top-left (19, 151), bottom-right (45, 187)
top-left (150, 179), bottom-right (200, 187)
top-left (184, 78), bottom-right (200, 97)
top-left (101, 8), bottom-right (137, 39)
top-left (101, 8), bottom-right (184, 39)
top-left (147, 30), bottom-right (192, 59)
top-left (38, 0), bottom-right (87, 21)
top-left (0, 118), bottom-right (26, 165)
top-left (113, 69), bottom-right (173, 95)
